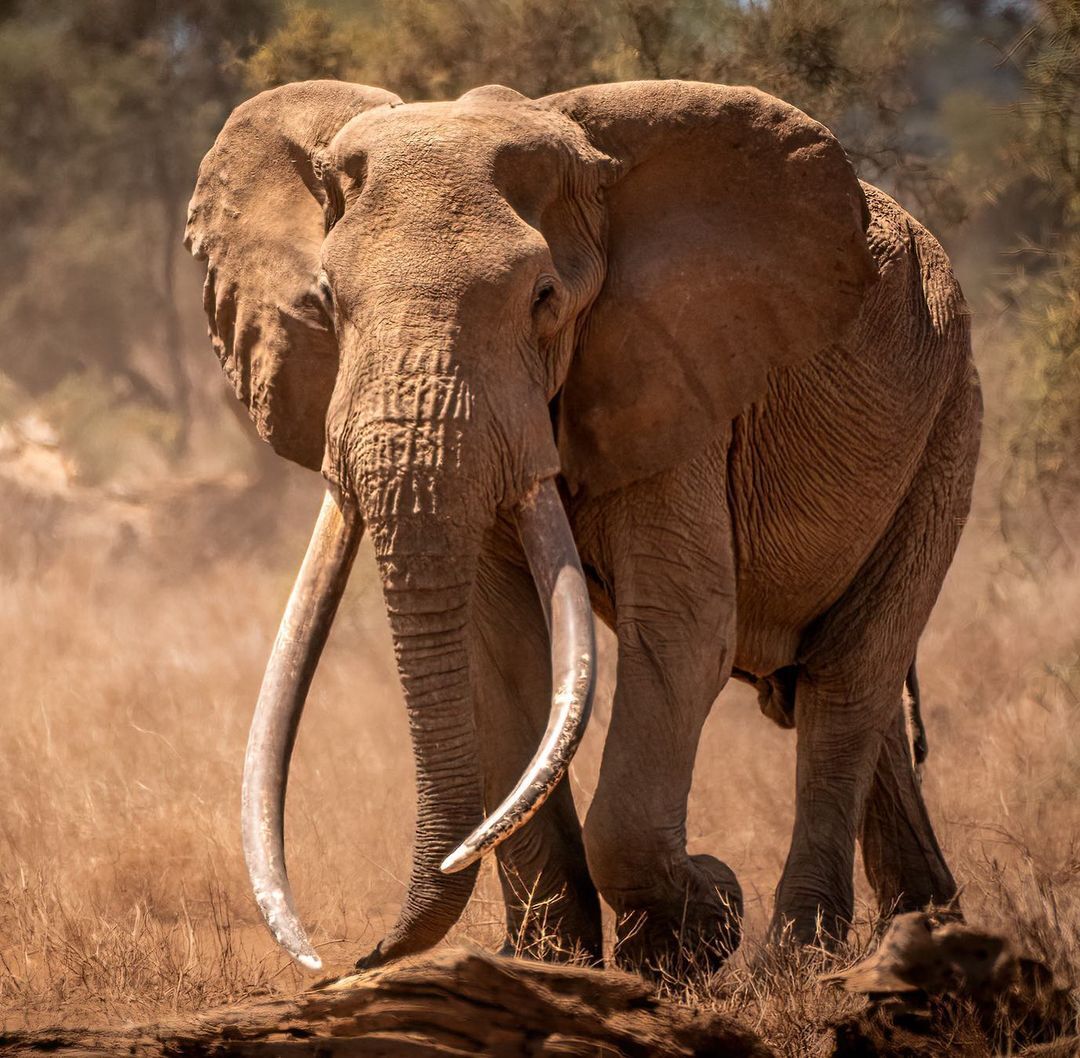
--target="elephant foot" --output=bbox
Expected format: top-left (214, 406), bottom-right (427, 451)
top-left (356, 891), bottom-right (602, 972)
top-left (612, 855), bottom-right (743, 980)
top-left (498, 863), bottom-right (604, 966)
top-left (502, 899), bottom-right (604, 966)
top-left (768, 881), bottom-right (853, 951)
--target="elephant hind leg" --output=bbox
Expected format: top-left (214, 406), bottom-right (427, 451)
top-left (770, 673), bottom-right (897, 945)
top-left (770, 676), bottom-right (957, 947)
top-left (773, 366), bottom-right (978, 946)
top-left (861, 704), bottom-right (957, 916)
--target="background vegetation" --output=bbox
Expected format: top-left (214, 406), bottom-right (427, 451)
top-left (0, 0), bottom-right (1076, 1051)
top-left (1, 0), bottom-right (1076, 530)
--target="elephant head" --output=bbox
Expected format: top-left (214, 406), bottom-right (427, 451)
top-left (185, 78), bottom-right (875, 969)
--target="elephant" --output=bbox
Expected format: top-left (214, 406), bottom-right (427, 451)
top-left (185, 78), bottom-right (981, 977)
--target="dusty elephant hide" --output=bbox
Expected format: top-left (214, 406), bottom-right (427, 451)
top-left (0, 947), bottom-right (773, 1057)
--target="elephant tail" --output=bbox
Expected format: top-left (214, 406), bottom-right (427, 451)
top-left (904, 659), bottom-right (929, 767)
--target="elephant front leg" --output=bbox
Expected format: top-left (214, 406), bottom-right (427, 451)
top-left (576, 453), bottom-right (742, 977)
top-left (471, 519), bottom-right (602, 963)
top-left (585, 631), bottom-right (743, 977)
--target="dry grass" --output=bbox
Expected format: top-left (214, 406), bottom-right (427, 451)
top-left (0, 425), bottom-right (1077, 1053)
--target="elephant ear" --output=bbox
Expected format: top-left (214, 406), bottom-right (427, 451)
top-left (542, 80), bottom-right (877, 496)
top-left (185, 80), bottom-right (401, 470)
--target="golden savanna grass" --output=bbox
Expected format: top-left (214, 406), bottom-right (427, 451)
top-left (0, 340), bottom-right (1077, 1052)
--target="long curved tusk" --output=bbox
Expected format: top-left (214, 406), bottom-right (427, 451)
top-left (241, 488), bottom-right (362, 970)
top-left (441, 477), bottom-right (595, 875)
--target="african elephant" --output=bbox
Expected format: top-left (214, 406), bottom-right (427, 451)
top-left (185, 78), bottom-right (980, 975)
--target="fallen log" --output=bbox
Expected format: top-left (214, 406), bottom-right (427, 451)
top-left (826, 914), bottom-right (1077, 1058)
top-left (0, 947), bottom-right (773, 1057)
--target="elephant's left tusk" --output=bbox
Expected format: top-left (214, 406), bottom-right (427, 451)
top-left (440, 477), bottom-right (595, 874)
top-left (241, 488), bottom-right (363, 970)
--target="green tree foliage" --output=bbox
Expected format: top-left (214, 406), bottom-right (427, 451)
top-left (1016, 1), bottom-right (1079, 514)
top-left (245, 0), bottom-right (960, 221)
top-left (974, 0), bottom-right (1080, 566)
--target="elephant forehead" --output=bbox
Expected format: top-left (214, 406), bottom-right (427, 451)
top-left (329, 98), bottom-right (583, 178)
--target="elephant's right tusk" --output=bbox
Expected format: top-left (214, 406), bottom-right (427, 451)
top-left (241, 488), bottom-right (362, 971)
top-left (441, 477), bottom-right (595, 874)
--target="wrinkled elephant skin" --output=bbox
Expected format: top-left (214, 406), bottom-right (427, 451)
top-left (186, 78), bottom-right (979, 976)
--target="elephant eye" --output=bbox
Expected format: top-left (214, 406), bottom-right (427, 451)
top-left (533, 281), bottom-right (556, 309)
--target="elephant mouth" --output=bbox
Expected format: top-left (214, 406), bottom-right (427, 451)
top-left (240, 476), bottom-right (596, 969)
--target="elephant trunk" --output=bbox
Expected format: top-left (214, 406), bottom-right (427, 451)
top-left (241, 481), bottom-right (486, 971)
top-left (362, 530), bottom-right (485, 963)
top-left (242, 370), bottom-right (595, 969)
top-left (365, 475), bottom-right (597, 964)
